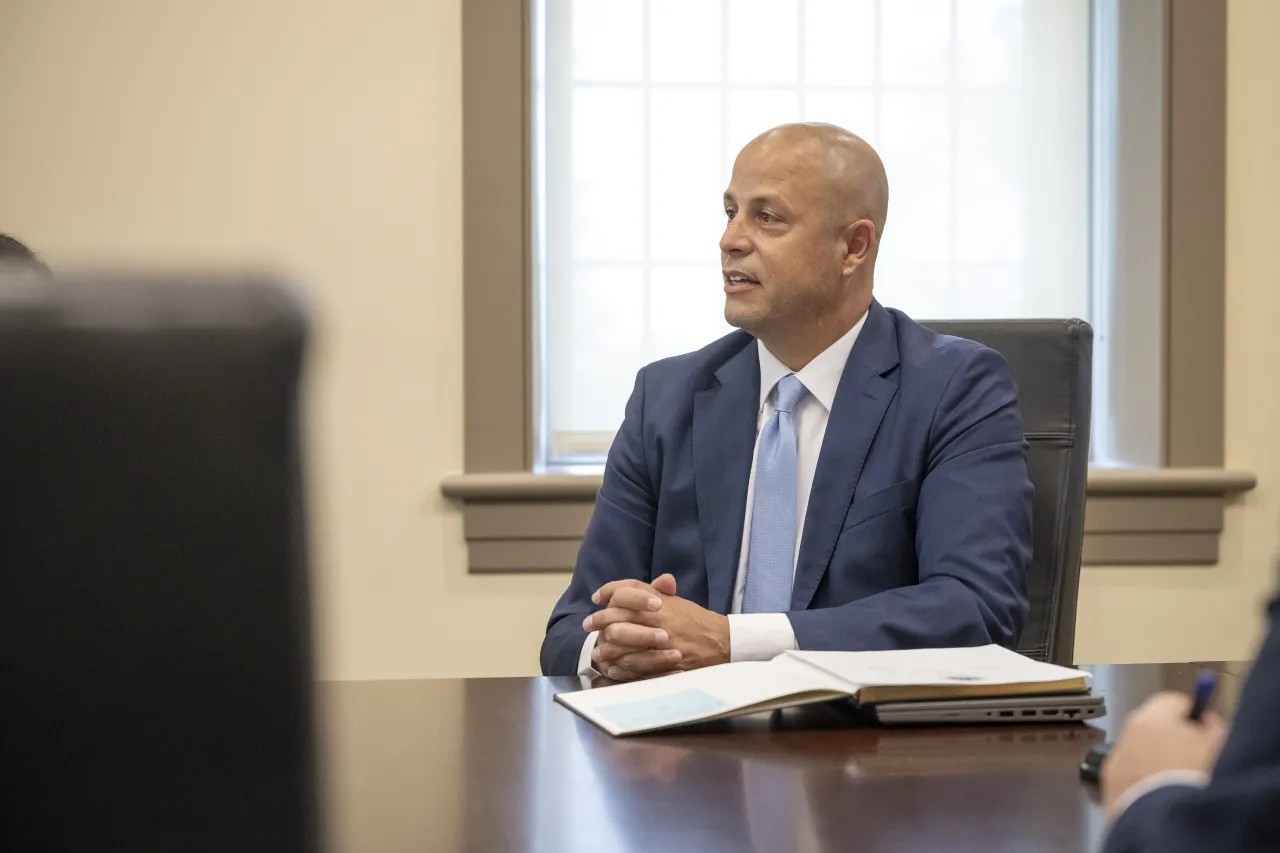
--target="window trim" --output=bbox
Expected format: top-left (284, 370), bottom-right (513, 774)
top-left (452, 0), bottom-right (1253, 569)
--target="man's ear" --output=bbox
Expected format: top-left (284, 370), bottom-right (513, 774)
top-left (842, 219), bottom-right (876, 276)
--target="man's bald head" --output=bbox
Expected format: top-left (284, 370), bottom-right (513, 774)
top-left (720, 123), bottom-right (888, 368)
top-left (741, 123), bottom-right (889, 242)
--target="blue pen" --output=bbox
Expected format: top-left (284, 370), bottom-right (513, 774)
top-left (1188, 671), bottom-right (1218, 723)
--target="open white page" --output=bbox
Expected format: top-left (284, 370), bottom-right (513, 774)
top-left (555, 660), bottom-right (848, 736)
top-left (784, 644), bottom-right (1089, 691)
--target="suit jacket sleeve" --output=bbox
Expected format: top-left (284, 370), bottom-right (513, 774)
top-left (540, 368), bottom-right (657, 675)
top-left (1104, 590), bottom-right (1280, 853)
top-left (788, 345), bottom-right (1032, 651)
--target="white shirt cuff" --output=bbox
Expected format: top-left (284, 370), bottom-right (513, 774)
top-left (728, 613), bottom-right (798, 662)
top-left (577, 630), bottom-right (601, 678)
top-left (1113, 769), bottom-right (1209, 820)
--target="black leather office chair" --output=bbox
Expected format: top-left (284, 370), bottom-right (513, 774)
top-left (0, 274), bottom-right (318, 852)
top-left (923, 320), bottom-right (1093, 666)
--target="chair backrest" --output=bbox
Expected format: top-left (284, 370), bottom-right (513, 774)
top-left (0, 274), bottom-right (318, 852)
top-left (923, 320), bottom-right (1093, 666)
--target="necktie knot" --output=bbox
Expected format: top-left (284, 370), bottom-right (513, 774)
top-left (773, 374), bottom-right (807, 415)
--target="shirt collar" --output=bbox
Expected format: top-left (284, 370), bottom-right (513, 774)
top-left (756, 310), bottom-right (868, 413)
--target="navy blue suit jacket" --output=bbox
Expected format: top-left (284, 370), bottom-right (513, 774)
top-left (1104, 588), bottom-right (1280, 853)
top-left (540, 301), bottom-right (1033, 676)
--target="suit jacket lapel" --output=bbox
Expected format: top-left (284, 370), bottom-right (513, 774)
top-left (791, 301), bottom-right (901, 610)
top-left (694, 340), bottom-right (759, 615)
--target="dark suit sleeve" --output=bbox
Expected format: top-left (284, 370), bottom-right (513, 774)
top-left (788, 345), bottom-right (1032, 651)
top-left (1104, 591), bottom-right (1280, 853)
top-left (539, 369), bottom-right (658, 675)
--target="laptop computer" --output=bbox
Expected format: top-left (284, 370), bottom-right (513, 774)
top-left (863, 692), bottom-right (1106, 726)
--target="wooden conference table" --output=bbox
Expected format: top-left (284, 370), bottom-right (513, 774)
top-left (320, 662), bottom-right (1247, 853)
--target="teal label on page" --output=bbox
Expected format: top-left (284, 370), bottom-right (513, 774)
top-left (595, 688), bottom-right (731, 731)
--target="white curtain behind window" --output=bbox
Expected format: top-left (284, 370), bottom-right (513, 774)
top-left (533, 0), bottom-right (1091, 465)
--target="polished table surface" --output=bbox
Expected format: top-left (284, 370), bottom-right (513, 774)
top-left (320, 662), bottom-right (1247, 853)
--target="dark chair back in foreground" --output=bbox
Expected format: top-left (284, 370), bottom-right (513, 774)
top-left (923, 319), bottom-right (1093, 666)
top-left (0, 274), bottom-right (318, 852)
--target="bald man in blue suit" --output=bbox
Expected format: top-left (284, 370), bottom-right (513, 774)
top-left (541, 124), bottom-right (1033, 679)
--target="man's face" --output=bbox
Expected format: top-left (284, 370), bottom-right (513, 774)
top-left (720, 139), bottom-right (848, 338)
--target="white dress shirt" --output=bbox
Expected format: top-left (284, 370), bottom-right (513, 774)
top-left (577, 314), bottom-right (867, 676)
top-left (1113, 769), bottom-right (1209, 821)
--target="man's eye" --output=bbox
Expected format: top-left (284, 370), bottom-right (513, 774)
top-left (724, 208), bottom-right (737, 220)
top-left (758, 211), bottom-right (779, 224)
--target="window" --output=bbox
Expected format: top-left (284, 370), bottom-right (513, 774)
top-left (533, 0), bottom-right (1091, 467)
top-left (448, 0), bottom-right (1251, 574)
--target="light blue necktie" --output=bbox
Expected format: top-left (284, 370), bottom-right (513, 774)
top-left (742, 374), bottom-right (807, 614)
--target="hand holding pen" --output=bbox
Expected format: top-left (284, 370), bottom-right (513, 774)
top-left (1094, 672), bottom-right (1229, 820)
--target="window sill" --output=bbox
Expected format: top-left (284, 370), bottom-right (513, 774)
top-left (440, 467), bottom-right (1257, 571)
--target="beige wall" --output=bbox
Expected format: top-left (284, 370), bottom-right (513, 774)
top-left (0, 0), bottom-right (1276, 680)
top-left (1074, 0), bottom-right (1280, 665)
top-left (0, 0), bottom-right (566, 681)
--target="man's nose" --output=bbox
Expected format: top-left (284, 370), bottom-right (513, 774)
top-left (719, 217), bottom-right (750, 255)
